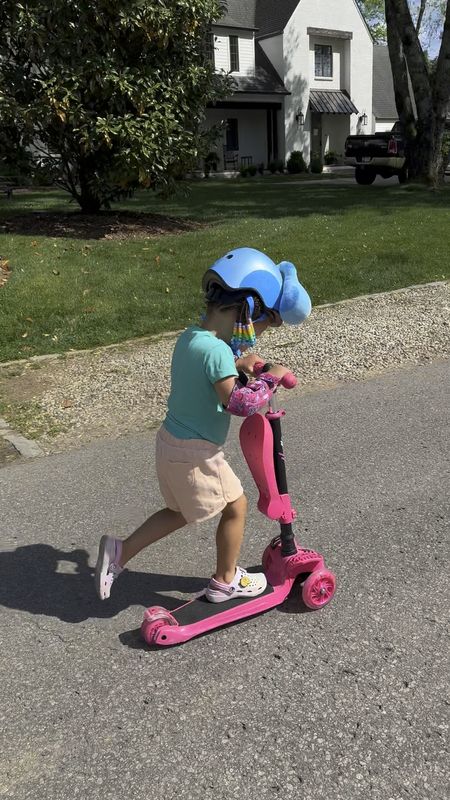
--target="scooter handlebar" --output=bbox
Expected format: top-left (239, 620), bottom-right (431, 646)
top-left (253, 361), bottom-right (297, 389)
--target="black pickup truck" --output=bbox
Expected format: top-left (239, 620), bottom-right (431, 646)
top-left (344, 122), bottom-right (408, 184)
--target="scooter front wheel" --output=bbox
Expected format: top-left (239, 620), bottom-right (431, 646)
top-left (302, 569), bottom-right (336, 609)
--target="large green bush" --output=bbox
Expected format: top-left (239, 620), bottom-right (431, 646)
top-left (0, 0), bottom-right (228, 211)
top-left (286, 150), bottom-right (307, 174)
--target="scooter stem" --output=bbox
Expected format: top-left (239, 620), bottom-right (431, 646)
top-left (267, 411), bottom-right (297, 556)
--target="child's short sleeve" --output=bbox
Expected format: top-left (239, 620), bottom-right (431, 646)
top-left (204, 342), bottom-right (238, 384)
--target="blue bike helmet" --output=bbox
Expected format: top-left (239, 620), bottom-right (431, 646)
top-left (202, 247), bottom-right (283, 320)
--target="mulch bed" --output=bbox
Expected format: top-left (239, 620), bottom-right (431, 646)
top-left (0, 210), bottom-right (203, 240)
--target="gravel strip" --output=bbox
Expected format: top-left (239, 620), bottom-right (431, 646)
top-left (33, 281), bottom-right (450, 451)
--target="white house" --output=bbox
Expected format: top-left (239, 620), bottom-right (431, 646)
top-left (205, 0), bottom-right (376, 169)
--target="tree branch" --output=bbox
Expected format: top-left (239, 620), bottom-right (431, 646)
top-left (433, 1), bottom-right (450, 116)
top-left (415, 0), bottom-right (427, 34)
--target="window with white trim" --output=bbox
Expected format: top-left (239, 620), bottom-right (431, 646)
top-left (205, 33), bottom-right (215, 65)
top-left (315, 44), bottom-right (332, 78)
top-left (229, 35), bottom-right (239, 73)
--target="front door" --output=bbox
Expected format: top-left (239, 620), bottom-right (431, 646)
top-left (311, 112), bottom-right (323, 158)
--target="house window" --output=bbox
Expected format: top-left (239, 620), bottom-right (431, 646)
top-left (229, 35), bottom-right (239, 72)
top-left (226, 119), bottom-right (239, 150)
top-left (315, 44), bottom-right (332, 78)
top-left (205, 33), bottom-right (214, 65)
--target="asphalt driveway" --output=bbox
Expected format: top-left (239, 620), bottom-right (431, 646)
top-left (1, 360), bottom-right (448, 800)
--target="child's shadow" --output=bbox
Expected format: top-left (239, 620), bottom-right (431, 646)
top-left (0, 544), bottom-right (207, 623)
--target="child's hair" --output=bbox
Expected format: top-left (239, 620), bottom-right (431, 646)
top-left (205, 283), bottom-right (264, 320)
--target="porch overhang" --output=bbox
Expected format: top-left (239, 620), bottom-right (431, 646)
top-left (309, 90), bottom-right (358, 115)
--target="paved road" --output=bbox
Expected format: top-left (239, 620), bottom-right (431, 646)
top-left (1, 361), bottom-right (449, 800)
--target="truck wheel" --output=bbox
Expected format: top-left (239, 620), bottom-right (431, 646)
top-left (355, 167), bottom-right (376, 185)
top-left (398, 166), bottom-right (409, 184)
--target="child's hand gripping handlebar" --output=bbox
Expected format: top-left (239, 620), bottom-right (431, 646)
top-left (253, 362), bottom-right (297, 389)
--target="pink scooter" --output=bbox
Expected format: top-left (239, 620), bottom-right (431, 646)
top-left (141, 364), bottom-right (336, 647)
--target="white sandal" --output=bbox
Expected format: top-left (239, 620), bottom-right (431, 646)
top-left (95, 535), bottom-right (123, 600)
top-left (205, 566), bottom-right (267, 603)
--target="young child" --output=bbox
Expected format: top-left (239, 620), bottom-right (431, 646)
top-left (95, 247), bottom-right (311, 603)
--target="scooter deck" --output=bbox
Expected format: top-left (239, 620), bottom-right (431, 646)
top-left (171, 583), bottom-right (275, 626)
top-left (142, 574), bottom-right (296, 646)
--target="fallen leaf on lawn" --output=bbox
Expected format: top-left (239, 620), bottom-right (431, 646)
top-left (21, 332), bottom-right (28, 338)
top-left (83, 307), bottom-right (96, 313)
top-left (31, 241), bottom-right (38, 247)
top-left (83, 288), bottom-right (90, 295)
top-left (43, 333), bottom-right (50, 337)
top-left (62, 399), bottom-right (73, 409)
top-left (155, 255), bottom-right (160, 266)
top-left (51, 335), bottom-right (58, 342)
top-left (52, 269), bottom-right (60, 275)
top-left (165, 287), bottom-right (170, 293)
top-left (0, 258), bottom-right (10, 271)
top-left (25, 317), bottom-right (33, 322)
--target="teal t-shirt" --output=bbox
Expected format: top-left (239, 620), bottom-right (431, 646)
top-left (164, 326), bottom-right (238, 445)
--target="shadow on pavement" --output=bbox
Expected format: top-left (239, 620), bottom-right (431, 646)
top-left (0, 543), bottom-right (207, 623)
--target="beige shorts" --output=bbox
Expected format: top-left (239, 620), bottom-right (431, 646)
top-left (155, 426), bottom-right (243, 523)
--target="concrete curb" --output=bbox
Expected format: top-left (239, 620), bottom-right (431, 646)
top-left (0, 418), bottom-right (45, 458)
top-left (0, 280), bottom-right (448, 371)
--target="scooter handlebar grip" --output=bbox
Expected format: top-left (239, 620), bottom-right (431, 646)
top-left (253, 362), bottom-right (297, 389)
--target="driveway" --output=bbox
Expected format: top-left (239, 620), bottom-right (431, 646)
top-left (1, 360), bottom-right (448, 800)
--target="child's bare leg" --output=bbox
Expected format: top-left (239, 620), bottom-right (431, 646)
top-left (120, 507), bottom-right (186, 567)
top-left (214, 494), bottom-right (247, 584)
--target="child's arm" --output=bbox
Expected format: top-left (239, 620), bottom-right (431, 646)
top-left (214, 365), bottom-right (290, 418)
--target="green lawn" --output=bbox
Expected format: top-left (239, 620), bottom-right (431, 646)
top-left (0, 179), bottom-right (449, 362)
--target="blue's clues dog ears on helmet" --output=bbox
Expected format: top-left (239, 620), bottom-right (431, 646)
top-left (275, 261), bottom-right (312, 325)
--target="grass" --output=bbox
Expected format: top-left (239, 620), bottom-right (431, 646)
top-left (0, 179), bottom-right (449, 363)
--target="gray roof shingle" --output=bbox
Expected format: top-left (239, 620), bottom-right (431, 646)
top-left (217, 1), bottom-right (257, 29)
top-left (373, 45), bottom-right (398, 119)
top-left (255, 0), bottom-right (300, 37)
top-left (217, 1), bottom-right (301, 36)
top-left (229, 42), bottom-right (288, 94)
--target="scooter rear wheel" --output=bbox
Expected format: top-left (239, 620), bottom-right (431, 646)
top-left (302, 569), bottom-right (336, 609)
top-left (141, 606), bottom-right (177, 645)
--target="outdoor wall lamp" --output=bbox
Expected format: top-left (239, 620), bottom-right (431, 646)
top-left (295, 108), bottom-right (305, 127)
top-left (359, 112), bottom-right (368, 126)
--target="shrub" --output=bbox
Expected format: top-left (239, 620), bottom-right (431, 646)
top-left (240, 165), bottom-right (249, 178)
top-left (310, 153), bottom-right (323, 174)
top-left (268, 161), bottom-right (277, 174)
top-left (203, 151), bottom-right (219, 178)
top-left (248, 164), bottom-right (257, 176)
top-left (286, 150), bottom-right (307, 174)
top-left (324, 150), bottom-right (339, 165)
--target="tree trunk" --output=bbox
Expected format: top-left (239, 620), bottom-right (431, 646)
top-left (407, 114), bottom-right (447, 183)
top-left (385, 0), bottom-right (450, 186)
top-left (78, 156), bottom-right (102, 213)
